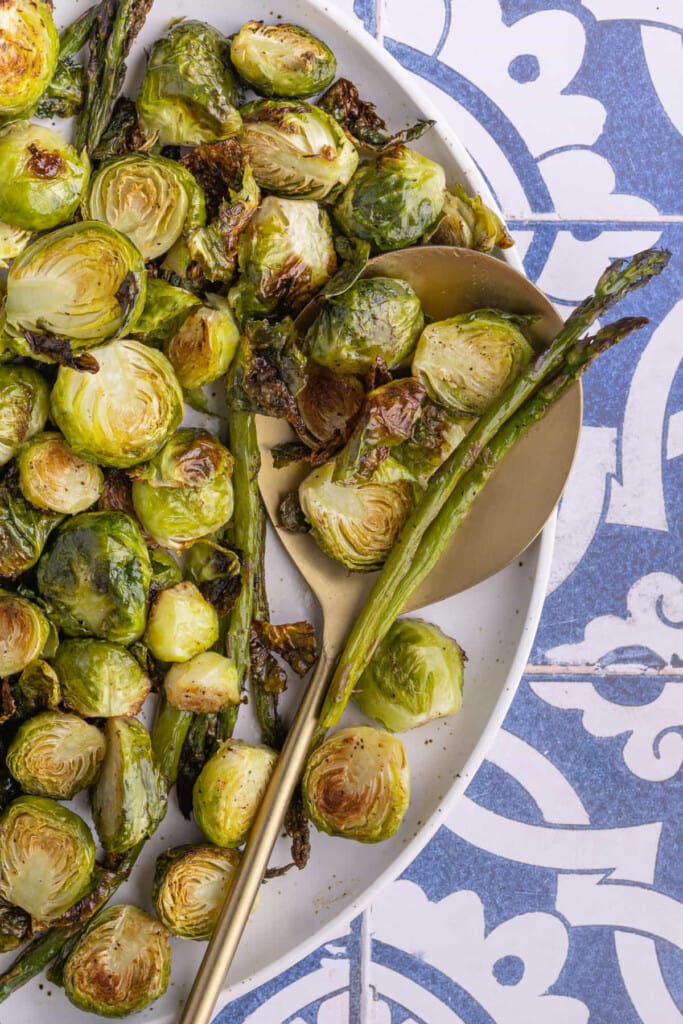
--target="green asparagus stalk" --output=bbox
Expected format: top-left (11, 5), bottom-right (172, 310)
top-left (319, 246), bottom-right (670, 728)
top-left (36, 4), bottom-right (100, 118)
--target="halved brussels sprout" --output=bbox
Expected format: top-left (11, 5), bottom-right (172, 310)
top-left (130, 428), bottom-right (234, 549)
top-left (0, 795), bottom-right (95, 924)
top-left (131, 279), bottom-right (201, 347)
top-left (82, 154), bottom-right (206, 260)
top-left (37, 511), bottom-right (152, 644)
top-left (138, 21), bottom-right (242, 146)
top-left (334, 146), bottom-right (446, 252)
top-left (299, 457), bottom-right (415, 571)
top-left (0, 593), bottom-right (51, 675)
top-left (17, 658), bottom-right (61, 713)
top-left (412, 309), bottom-right (534, 415)
top-left (63, 904), bottom-right (171, 1018)
top-left (164, 651), bottom-right (240, 713)
top-left (7, 711), bottom-right (106, 798)
top-left (144, 581), bottom-right (219, 662)
top-left (0, 898), bottom-right (31, 952)
top-left (231, 21), bottom-right (336, 98)
top-left (91, 717), bottom-right (167, 855)
top-left (0, 0), bottom-right (59, 124)
top-left (0, 122), bottom-right (89, 232)
top-left (53, 639), bottom-right (151, 717)
top-left (0, 470), bottom-right (64, 578)
top-left (153, 844), bottom-right (243, 940)
top-left (229, 195), bottom-right (337, 320)
top-left (354, 618), bottom-right (465, 731)
top-left (17, 432), bottom-right (104, 514)
top-left (305, 276), bottom-right (424, 374)
top-left (426, 184), bottom-right (514, 253)
top-left (239, 100), bottom-right (358, 201)
top-left (0, 219), bottom-right (32, 268)
top-left (302, 725), bottom-right (410, 842)
top-left (165, 295), bottom-right (240, 389)
top-left (393, 398), bottom-right (474, 487)
top-left (0, 363), bottom-right (50, 467)
top-left (193, 738), bottom-right (278, 847)
top-left (51, 338), bottom-right (184, 467)
top-left (5, 222), bottom-right (146, 349)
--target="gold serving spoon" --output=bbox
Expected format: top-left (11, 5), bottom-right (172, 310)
top-left (179, 246), bottom-right (581, 1024)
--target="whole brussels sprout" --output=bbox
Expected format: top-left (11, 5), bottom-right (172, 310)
top-left (305, 276), bottom-right (424, 374)
top-left (426, 184), bottom-right (514, 253)
top-left (0, 795), bottom-right (95, 924)
top-left (164, 651), bottom-right (240, 713)
top-left (0, 219), bottom-right (32, 268)
top-left (239, 99), bottom-right (358, 201)
top-left (91, 717), bottom-right (167, 855)
top-left (7, 711), bottom-right (106, 798)
top-left (354, 618), bottom-right (465, 731)
top-left (0, 593), bottom-right (52, 675)
top-left (0, 470), bottom-right (63, 578)
top-left (53, 639), bottom-right (152, 717)
top-left (0, 898), bottom-right (31, 953)
top-left (144, 581), bottom-right (219, 662)
top-left (299, 457), bottom-right (415, 571)
top-left (130, 428), bottom-right (234, 549)
top-left (193, 738), bottom-right (278, 847)
top-left (0, 122), bottom-right (90, 232)
top-left (0, 363), bottom-right (50, 467)
top-left (51, 338), bottom-right (184, 467)
top-left (165, 295), bottom-right (240, 389)
top-left (302, 725), bottom-right (410, 842)
top-left (37, 511), bottom-right (152, 644)
top-left (63, 904), bottom-right (171, 1017)
top-left (82, 154), bottom-right (206, 260)
top-left (138, 21), bottom-right (242, 146)
top-left (5, 222), bottom-right (146, 349)
top-left (229, 195), bottom-right (337, 320)
top-left (412, 309), bottom-right (534, 415)
top-left (0, 0), bottom-right (59, 124)
top-left (17, 432), bottom-right (104, 514)
top-left (131, 278), bottom-right (201, 347)
top-left (231, 21), bottom-right (336, 98)
top-left (153, 844), bottom-right (244, 940)
top-left (334, 145), bottom-right (446, 252)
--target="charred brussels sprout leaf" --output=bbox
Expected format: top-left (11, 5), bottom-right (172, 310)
top-left (131, 278), bottom-right (201, 346)
top-left (318, 78), bottom-right (434, 152)
top-left (0, 470), bottom-right (64, 579)
top-left (153, 844), bottom-right (244, 940)
top-left (426, 184), bottom-right (514, 252)
top-left (0, 795), bottom-right (95, 925)
top-left (0, 0), bottom-right (59, 124)
top-left (164, 651), bottom-right (240, 713)
top-left (193, 738), bottom-right (278, 847)
top-left (0, 898), bottom-right (31, 952)
top-left (6, 711), bottom-right (106, 798)
top-left (63, 904), bottom-right (171, 1017)
top-left (354, 618), bottom-right (465, 731)
top-left (334, 146), bottom-right (446, 252)
top-left (37, 511), bottom-right (152, 644)
top-left (17, 432), bottom-right (104, 514)
top-left (138, 21), bottom-right (242, 146)
top-left (51, 338), bottom-right (184, 467)
top-left (165, 296), bottom-right (240, 389)
top-left (53, 638), bottom-right (152, 717)
top-left (412, 309), bottom-right (534, 415)
top-left (231, 21), bottom-right (336, 98)
top-left (0, 363), bottom-right (50, 468)
top-left (185, 539), bottom-right (242, 616)
top-left (0, 593), bottom-right (51, 675)
top-left (392, 398), bottom-right (474, 487)
top-left (302, 725), bottom-right (410, 842)
top-left (149, 547), bottom-right (183, 594)
top-left (144, 581), bottom-right (219, 662)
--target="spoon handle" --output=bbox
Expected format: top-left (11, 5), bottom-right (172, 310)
top-left (179, 642), bottom-right (338, 1024)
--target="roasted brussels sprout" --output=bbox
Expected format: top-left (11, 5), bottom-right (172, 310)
top-left (229, 195), bottom-right (337, 320)
top-left (17, 432), bottom-right (104, 514)
top-left (63, 904), bottom-right (171, 1017)
top-left (354, 618), bottom-right (465, 731)
top-left (53, 639), bottom-right (152, 717)
top-left (412, 310), bottom-right (534, 415)
top-left (82, 154), bottom-right (206, 260)
top-left (193, 738), bottom-right (278, 847)
top-left (426, 184), bottom-right (514, 252)
top-left (0, 593), bottom-right (52, 675)
top-left (5, 222), bottom-right (146, 349)
top-left (17, 657), bottom-right (61, 712)
top-left (231, 21), bottom-right (336, 98)
top-left (164, 651), bottom-right (240, 713)
top-left (0, 0), bottom-right (59, 124)
top-left (144, 581), bottom-right (219, 662)
top-left (37, 511), bottom-right (152, 644)
top-left (393, 398), bottom-right (474, 487)
top-left (0, 795), bottom-right (95, 924)
top-left (0, 219), bottom-right (32, 268)
top-left (299, 457), bottom-right (415, 571)
top-left (51, 338), bottom-right (184, 467)
top-left (0, 363), bottom-right (50, 467)
top-left (0, 898), bottom-right (31, 952)
top-left (0, 122), bottom-right (89, 232)
top-left (305, 276), bottom-right (424, 374)
top-left (165, 296), bottom-right (240, 389)
top-left (153, 844), bottom-right (243, 940)
top-left (302, 725), bottom-right (410, 842)
top-left (150, 547), bottom-right (183, 593)
top-left (239, 100), bottom-right (358, 201)
top-left (334, 146), bottom-right (446, 252)
top-left (91, 717), bottom-right (167, 855)
top-left (0, 469), bottom-right (63, 578)
top-left (131, 278), bottom-right (201, 347)
top-left (7, 711), bottom-right (106, 798)
top-left (138, 21), bottom-right (242, 146)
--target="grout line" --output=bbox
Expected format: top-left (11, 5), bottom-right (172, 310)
top-left (375, 0), bottom-right (385, 50)
top-left (507, 216), bottom-right (683, 225)
top-left (524, 663), bottom-right (683, 677)
top-left (358, 909), bottom-right (374, 1024)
